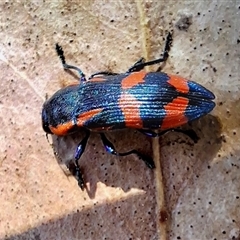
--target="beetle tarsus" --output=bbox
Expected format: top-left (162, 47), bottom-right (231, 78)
top-left (67, 160), bottom-right (85, 190)
top-left (133, 151), bottom-right (155, 169)
top-left (75, 165), bottom-right (85, 191)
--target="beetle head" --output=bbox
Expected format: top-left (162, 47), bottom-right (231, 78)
top-left (42, 106), bottom-right (53, 134)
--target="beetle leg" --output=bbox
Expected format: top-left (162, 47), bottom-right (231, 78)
top-left (55, 44), bottom-right (87, 82)
top-left (126, 58), bottom-right (146, 72)
top-left (68, 130), bottom-right (90, 190)
top-left (100, 133), bottom-right (155, 169)
top-left (89, 71), bottom-right (119, 79)
top-left (89, 57), bottom-right (145, 77)
top-left (138, 129), bottom-right (199, 143)
top-left (127, 32), bottom-right (173, 73)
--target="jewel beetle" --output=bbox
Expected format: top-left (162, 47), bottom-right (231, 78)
top-left (42, 33), bottom-right (215, 190)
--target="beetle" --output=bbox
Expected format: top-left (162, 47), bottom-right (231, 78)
top-left (42, 33), bottom-right (215, 190)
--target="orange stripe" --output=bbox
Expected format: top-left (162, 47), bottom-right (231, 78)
top-left (167, 74), bottom-right (189, 93)
top-left (77, 108), bottom-right (103, 127)
top-left (161, 97), bottom-right (189, 129)
top-left (50, 121), bottom-right (74, 136)
top-left (119, 93), bottom-right (143, 128)
top-left (121, 71), bottom-right (147, 89)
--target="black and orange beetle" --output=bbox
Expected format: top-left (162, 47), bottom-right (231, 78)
top-left (42, 33), bottom-right (215, 189)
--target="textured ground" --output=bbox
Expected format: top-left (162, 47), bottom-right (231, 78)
top-left (0, 1), bottom-right (239, 240)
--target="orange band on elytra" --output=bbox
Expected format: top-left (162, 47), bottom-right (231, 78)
top-left (161, 96), bottom-right (189, 129)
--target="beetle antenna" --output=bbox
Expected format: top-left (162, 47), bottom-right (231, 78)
top-left (55, 44), bottom-right (86, 82)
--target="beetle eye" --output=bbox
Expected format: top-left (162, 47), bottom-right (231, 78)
top-left (42, 107), bottom-right (53, 134)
